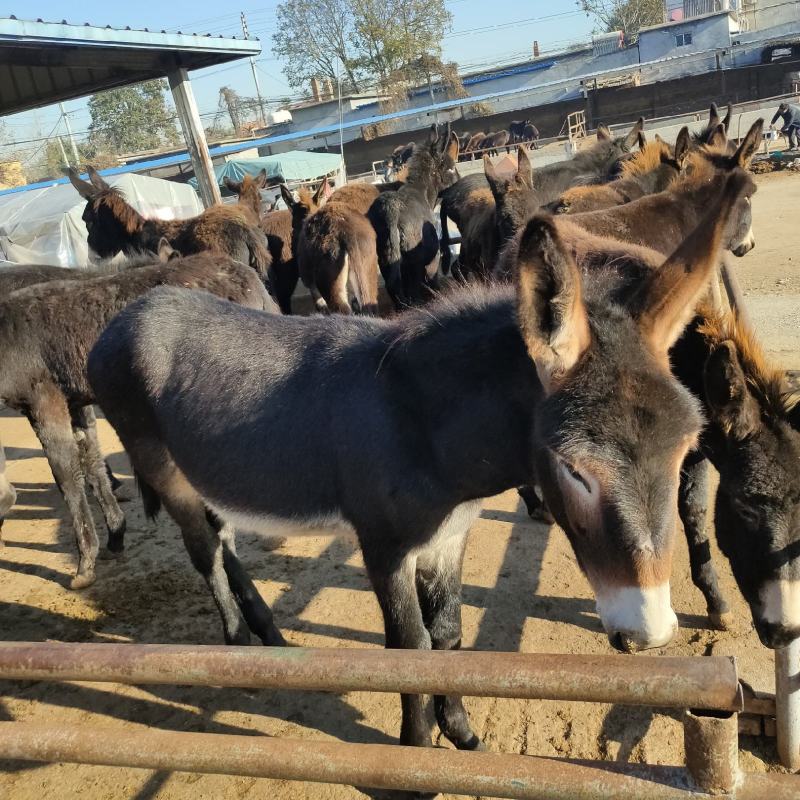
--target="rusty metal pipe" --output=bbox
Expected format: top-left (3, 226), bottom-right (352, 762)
top-left (1, 723), bottom-right (798, 800)
top-left (683, 710), bottom-right (739, 794)
top-left (0, 642), bottom-right (742, 711)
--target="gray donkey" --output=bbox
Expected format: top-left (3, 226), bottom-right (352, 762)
top-left (87, 174), bottom-right (743, 756)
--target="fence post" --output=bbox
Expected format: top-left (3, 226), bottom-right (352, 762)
top-left (776, 640), bottom-right (800, 771)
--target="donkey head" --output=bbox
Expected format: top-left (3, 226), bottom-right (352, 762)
top-left (280, 178), bottom-right (327, 251)
top-left (699, 317), bottom-right (800, 648)
top-left (515, 174), bottom-right (747, 652)
top-left (692, 119), bottom-right (762, 256)
top-left (484, 147), bottom-right (539, 245)
top-left (406, 124), bottom-right (459, 201)
top-left (66, 166), bottom-right (144, 260)
top-left (224, 168), bottom-right (268, 217)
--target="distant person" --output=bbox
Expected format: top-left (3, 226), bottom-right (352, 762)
top-left (770, 101), bottom-right (800, 150)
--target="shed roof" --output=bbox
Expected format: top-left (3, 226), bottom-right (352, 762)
top-left (0, 16), bottom-right (261, 115)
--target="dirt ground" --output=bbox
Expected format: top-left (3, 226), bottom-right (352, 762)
top-left (0, 171), bottom-right (798, 799)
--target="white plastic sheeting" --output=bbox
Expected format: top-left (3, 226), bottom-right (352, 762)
top-left (0, 173), bottom-right (203, 268)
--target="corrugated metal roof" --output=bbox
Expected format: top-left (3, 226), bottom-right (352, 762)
top-left (0, 16), bottom-right (260, 115)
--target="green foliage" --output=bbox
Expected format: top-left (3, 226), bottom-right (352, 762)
top-left (579, 0), bottom-right (664, 41)
top-left (88, 79), bottom-right (181, 155)
top-left (272, 0), bottom-right (452, 91)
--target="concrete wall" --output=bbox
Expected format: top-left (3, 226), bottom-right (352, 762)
top-left (639, 13), bottom-right (733, 62)
top-left (748, 0), bottom-right (800, 30)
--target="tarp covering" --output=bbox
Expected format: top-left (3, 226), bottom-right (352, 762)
top-left (0, 173), bottom-right (203, 268)
top-left (191, 151), bottom-right (345, 190)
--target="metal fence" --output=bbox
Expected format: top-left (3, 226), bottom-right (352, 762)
top-left (0, 641), bottom-right (796, 798)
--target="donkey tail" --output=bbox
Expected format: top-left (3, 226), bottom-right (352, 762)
top-left (343, 225), bottom-right (379, 315)
top-left (135, 470), bottom-right (162, 520)
top-left (439, 201), bottom-right (452, 275)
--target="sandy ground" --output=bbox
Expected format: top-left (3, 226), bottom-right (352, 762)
top-left (0, 171), bottom-right (798, 799)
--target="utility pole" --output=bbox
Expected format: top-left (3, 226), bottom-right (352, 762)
top-left (241, 11), bottom-right (267, 127)
top-left (56, 136), bottom-right (70, 169)
top-left (59, 102), bottom-right (80, 163)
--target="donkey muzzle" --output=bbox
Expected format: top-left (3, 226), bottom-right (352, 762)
top-left (595, 583), bottom-right (678, 652)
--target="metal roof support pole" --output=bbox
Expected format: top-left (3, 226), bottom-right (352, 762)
top-left (167, 67), bottom-right (221, 208)
top-left (776, 640), bottom-right (800, 770)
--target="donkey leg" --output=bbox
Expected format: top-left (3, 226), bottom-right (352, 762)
top-left (416, 522), bottom-right (483, 751)
top-left (26, 390), bottom-right (99, 589)
top-left (71, 406), bottom-right (126, 557)
top-left (211, 515), bottom-right (286, 646)
top-left (0, 439), bottom-right (16, 543)
top-left (679, 458), bottom-right (732, 630)
top-left (363, 544), bottom-right (432, 748)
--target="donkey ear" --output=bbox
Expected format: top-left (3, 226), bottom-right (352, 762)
top-left (514, 215), bottom-right (591, 390)
top-left (445, 131), bottom-right (459, 162)
top-left (313, 177), bottom-right (329, 205)
top-left (623, 117), bottom-right (645, 149)
top-left (428, 124), bottom-right (439, 145)
top-left (156, 237), bottom-right (179, 263)
top-left (632, 172), bottom-right (750, 355)
top-left (707, 123), bottom-right (727, 150)
top-left (675, 127), bottom-right (691, 167)
top-left (64, 167), bottom-right (97, 200)
top-left (703, 340), bottom-right (761, 439)
top-left (722, 103), bottom-right (733, 133)
top-left (483, 154), bottom-right (506, 198)
top-left (597, 124), bottom-right (612, 141)
top-left (255, 168), bottom-right (269, 189)
top-left (516, 146), bottom-right (534, 188)
top-left (637, 131), bottom-right (647, 150)
top-left (223, 176), bottom-right (240, 194)
top-left (86, 166), bottom-right (110, 191)
top-left (734, 119), bottom-right (763, 168)
top-left (654, 133), bottom-right (664, 143)
top-left (709, 103), bottom-right (721, 129)
top-left (280, 184), bottom-right (296, 209)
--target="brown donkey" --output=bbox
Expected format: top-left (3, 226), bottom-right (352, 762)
top-left (223, 168), bottom-right (269, 225)
top-left (547, 131), bottom-right (690, 215)
top-left (547, 120), bottom-right (762, 260)
top-left (67, 167), bottom-right (271, 275)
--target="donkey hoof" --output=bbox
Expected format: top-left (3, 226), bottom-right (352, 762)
top-left (113, 487), bottom-right (133, 503)
top-left (709, 611), bottom-right (735, 631)
top-left (456, 734), bottom-right (487, 752)
top-left (262, 628), bottom-right (288, 647)
top-left (99, 546), bottom-right (124, 561)
top-left (70, 571), bottom-right (96, 590)
top-left (529, 507), bottom-right (555, 525)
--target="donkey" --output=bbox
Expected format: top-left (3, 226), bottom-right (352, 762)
top-left (367, 124), bottom-right (459, 308)
top-left (462, 132), bottom-right (486, 159)
top-left (223, 168), bottom-right (269, 225)
top-left (522, 123), bottom-right (540, 149)
top-left (87, 178), bottom-right (741, 754)
top-left (509, 119), bottom-right (531, 142)
top-left (456, 148), bottom-right (539, 280)
top-left (671, 310), bottom-right (800, 646)
top-left (548, 120), bottom-right (762, 261)
top-left (483, 130), bottom-right (511, 157)
top-left (66, 167), bottom-right (271, 275)
top-left (693, 102), bottom-right (733, 147)
top-left (296, 192), bottom-right (379, 315)
top-left (546, 131), bottom-right (690, 215)
top-left (0, 255), bottom-right (275, 589)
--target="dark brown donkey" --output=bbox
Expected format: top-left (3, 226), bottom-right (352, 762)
top-left (66, 167), bottom-right (271, 275)
top-left (88, 175), bottom-right (741, 755)
top-left (0, 255), bottom-right (275, 589)
top-left (456, 148), bottom-right (539, 280)
top-left (296, 185), bottom-right (380, 314)
top-left (223, 168), bottom-right (269, 225)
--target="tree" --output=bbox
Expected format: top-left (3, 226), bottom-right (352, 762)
top-left (272, 0), bottom-right (363, 92)
top-left (272, 0), bottom-right (452, 92)
top-left (88, 79), bottom-right (181, 155)
top-left (578, 0), bottom-right (664, 41)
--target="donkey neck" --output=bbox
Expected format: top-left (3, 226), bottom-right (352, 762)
top-left (386, 288), bottom-right (542, 499)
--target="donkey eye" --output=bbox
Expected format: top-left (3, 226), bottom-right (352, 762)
top-left (561, 460), bottom-right (592, 494)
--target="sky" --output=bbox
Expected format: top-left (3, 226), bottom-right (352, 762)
top-left (0, 1), bottom-right (598, 159)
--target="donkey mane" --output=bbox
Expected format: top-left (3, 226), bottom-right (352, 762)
top-left (697, 306), bottom-right (799, 420)
top-left (620, 140), bottom-right (672, 179)
top-left (91, 187), bottom-right (144, 235)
